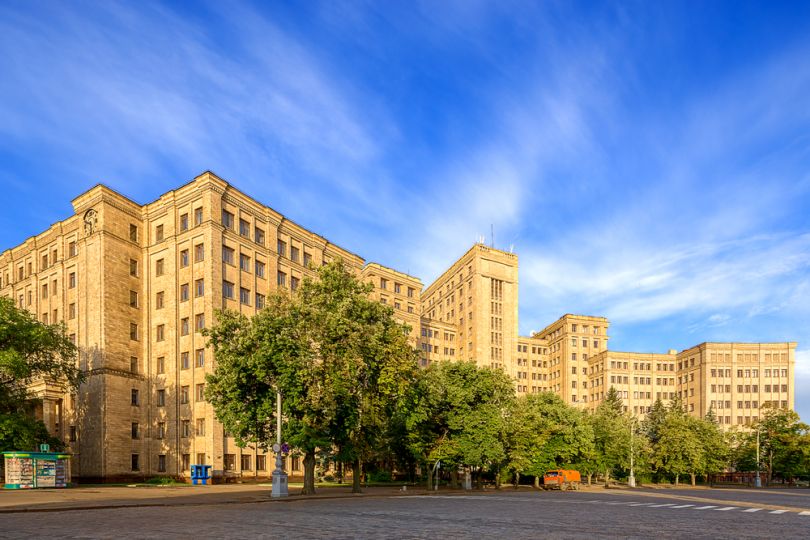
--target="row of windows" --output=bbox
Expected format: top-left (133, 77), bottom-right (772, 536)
top-left (377, 277), bottom-right (416, 297)
top-left (130, 453), bottom-right (272, 473)
top-left (3, 242), bottom-right (78, 288)
top-left (709, 368), bottom-right (789, 378)
top-left (223, 209), bottom-right (320, 269)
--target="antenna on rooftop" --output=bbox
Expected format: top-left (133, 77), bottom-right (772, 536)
top-left (509, 244), bottom-right (514, 254)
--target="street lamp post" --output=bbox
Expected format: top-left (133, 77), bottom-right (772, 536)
top-left (754, 426), bottom-right (762, 487)
top-left (271, 389), bottom-right (289, 498)
top-left (628, 419), bottom-right (636, 488)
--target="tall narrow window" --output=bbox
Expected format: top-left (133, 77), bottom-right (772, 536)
top-left (129, 224), bottom-right (138, 242)
top-left (180, 250), bottom-right (189, 267)
top-left (222, 210), bottom-right (234, 229)
top-left (156, 259), bottom-right (164, 276)
top-left (194, 207), bottom-right (203, 226)
top-left (155, 224), bottom-right (164, 242)
top-left (130, 290), bottom-right (138, 308)
top-left (194, 243), bottom-right (204, 262)
top-left (180, 213), bottom-right (189, 231)
top-left (195, 279), bottom-right (204, 297)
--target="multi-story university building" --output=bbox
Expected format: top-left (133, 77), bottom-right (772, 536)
top-left (0, 172), bottom-right (796, 481)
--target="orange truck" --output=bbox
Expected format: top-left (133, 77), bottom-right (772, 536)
top-left (542, 469), bottom-right (581, 490)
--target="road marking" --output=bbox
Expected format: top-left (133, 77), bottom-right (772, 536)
top-left (670, 504), bottom-right (695, 509)
top-left (715, 507), bottom-right (738, 511)
top-left (694, 505), bottom-right (718, 510)
top-left (769, 510), bottom-right (787, 514)
top-left (628, 502), bottom-right (655, 506)
top-left (649, 503), bottom-right (676, 508)
top-left (742, 508), bottom-right (762, 513)
top-left (799, 511), bottom-right (810, 516)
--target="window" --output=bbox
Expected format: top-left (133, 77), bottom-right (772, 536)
top-left (303, 251), bottom-right (312, 267)
top-left (197, 453), bottom-right (206, 466)
top-left (180, 386), bottom-right (189, 403)
top-left (182, 454), bottom-right (191, 471)
top-left (222, 210), bottom-right (234, 229)
top-left (156, 291), bottom-right (165, 309)
top-left (257, 455), bottom-right (266, 471)
top-left (157, 389), bottom-right (165, 407)
top-left (224, 454), bottom-right (235, 471)
top-left (276, 238), bottom-right (287, 256)
top-left (180, 283), bottom-right (189, 302)
top-left (181, 352), bottom-right (190, 370)
top-left (130, 323), bottom-right (139, 341)
top-left (255, 227), bottom-right (265, 245)
top-left (156, 324), bottom-right (165, 342)
top-left (240, 253), bottom-right (251, 272)
top-left (290, 246), bottom-right (299, 263)
top-left (130, 356), bottom-right (138, 373)
top-left (180, 213), bottom-right (189, 231)
top-left (157, 356), bottom-right (165, 374)
top-left (255, 260), bottom-right (265, 278)
top-left (241, 454), bottom-right (252, 471)
top-left (130, 259), bottom-right (138, 277)
top-left (194, 243), bottom-right (204, 262)
top-left (130, 290), bottom-right (138, 308)
top-left (194, 207), bottom-right (203, 226)
top-left (195, 313), bottom-right (205, 331)
top-left (156, 224), bottom-right (164, 242)
top-left (131, 454), bottom-right (140, 471)
top-left (196, 383), bottom-right (205, 401)
top-left (129, 224), bottom-right (138, 242)
top-left (158, 454), bottom-right (167, 473)
top-left (196, 349), bottom-right (205, 368)
top-left (196, 418), bottom-right (205, 436)
top-left (156, 259), bottom-right (165, 276)
top-left (408, 287), bottom-right (415, 298)
top-left (69, 426), bottom-right (77, 442)
top-left (394, 283), bottom-right (401, 294)
top-left (42, 283), bottom-right (48, 298)
top-left (69, 241), bottom-right (77, 257)
top-left (380, 278), bottom-right (387, 290)
top-left (240, 287), bottom-right (250, 305)
top-left (256, 293), bottom-right (265, 309)
top-left (290, 276), bottom-right (299, 291)
top-left (223, 281), bottom-right (234, 299)
top-left (69, 303), bottom-right (76, 319)
top-left (277, 271), bottom-right (287, 287)
top-left (181, 420), bottom-right (190, 437)
top-left (222, 246), bottom-right (234, 265)
top-left (180, 249), bottom-right (189, 267)
top-left (131, 422), bottom-right (140, 439)
top-left (69, 272), bottom-right (76, 288)
top-left (131, 389), bottom-right (140, 406)
top-left (239, 219), bottom-right (250, 237)
top-left (195, 279), bottom-right (204, 297)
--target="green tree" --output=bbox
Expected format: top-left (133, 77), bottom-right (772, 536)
top-left (403, 361), bottom-right (515, 490)
top-left (591, 387), bottom-right (632, 485)
top-left (505, 392), bottom-right (594, 488)
top-left (0, 296), bottom-right (82, 451)
top-left (753, 407), bottom-right (809, 483)
top-left (205, 261), bottom-right (417, 495)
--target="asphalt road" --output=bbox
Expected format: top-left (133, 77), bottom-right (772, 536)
top-left (2, 488), bottom-right (809, 539)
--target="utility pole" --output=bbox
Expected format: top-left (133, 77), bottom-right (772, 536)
top-left (271, 388), bottom-right (289, 497)
top-left (755, 428), bottom-right (761, 488)
top-left (628, 419), bottom-right (636, 488)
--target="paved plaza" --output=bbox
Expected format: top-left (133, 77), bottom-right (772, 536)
top-left (2, 486), bottom-right (810, 539)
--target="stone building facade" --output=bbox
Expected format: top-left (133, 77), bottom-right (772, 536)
top-left (0, 171), bottom-right (797, 481)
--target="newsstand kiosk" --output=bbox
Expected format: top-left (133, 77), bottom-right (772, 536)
top-left (2, 450), bottom-right (71, 489)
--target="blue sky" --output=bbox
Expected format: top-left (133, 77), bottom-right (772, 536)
top-left (1, 1), bottom-right (809, 417)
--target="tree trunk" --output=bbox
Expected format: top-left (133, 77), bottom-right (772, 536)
top-left (450, 469), bottom-right (459, 489)
top-left (675, 474), bottom-right (679, 486)
top-left (426, 462), bottom-right (433, 491)
top-left (514, 472), bottom-right (520, 490)
top-left (475, 467), bottom-right (482, 490)
top-left (495, 466), bottom-right (502, 490)
top-left (587, 473), bottom-right (593, 486)
top-left (604, 470), bottom-right (610, 487)
top-left (301, 450), bottom-right (317, 495)
top-left (337, 461), bottom-right (343, 483)
top-left (352, 460), bottom-right (362, 493)
top-left (690, 473), bottom-right (696, 486)
top-left (534, 476), bottom-right (540, 489)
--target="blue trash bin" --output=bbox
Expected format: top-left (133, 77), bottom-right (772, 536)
top-left (191, 464), bottom-right (212, 485)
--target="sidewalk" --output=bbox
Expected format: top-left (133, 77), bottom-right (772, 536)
top-left (0, 484), bottom-right (423, 513)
